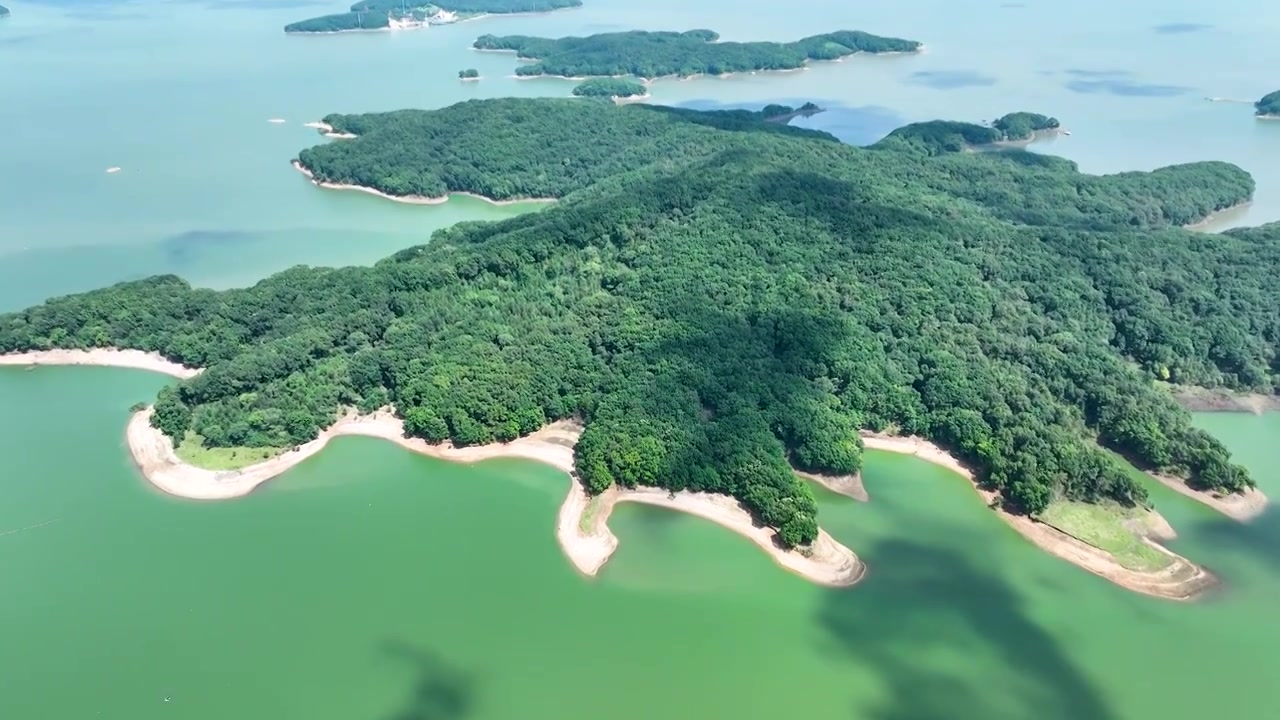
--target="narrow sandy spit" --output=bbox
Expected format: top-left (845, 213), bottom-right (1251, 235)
top-left (860, 433), bottom-right (1215, 600)
top-left (0, 349), bottom-right (201, 379)
top-left (1147, 474), bottom-right (1268, 522)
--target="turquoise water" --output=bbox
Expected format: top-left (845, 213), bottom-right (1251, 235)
top-left (2, 0), bottom-right (1277, 309)
top-left (2, 368), bottom-right (1279, 719)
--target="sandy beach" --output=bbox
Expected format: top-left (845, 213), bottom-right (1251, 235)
top-left (794, 469), bottom-right (868, 502)
top-left (0, 346), bottom-right (857, 585)
top-left (293, 161), bottom-right (448, 205)
top-left (131, 405), bottom-right (860, 585)
top-left (860, 433), bottom-right (1214, 600)
top-left (302, 121), bottom-right (357, 139)
top-left (0, 349), bottom-right (201, 379)
top-left (559, 483), bottom-right (864, 587)
top-left (1148, 473), bottom-right (1268, 522)
top-left (293, 160), bottom-right (557, 207)
top-left (1184, 200), bottom-right (1252, 230)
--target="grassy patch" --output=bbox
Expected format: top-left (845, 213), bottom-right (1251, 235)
top-left (174, 432), bottom-right (283, 471)
top-left (579, 495), bottom-right (604, 534)
top-left (1037, 500), bottom-right (1172, 572)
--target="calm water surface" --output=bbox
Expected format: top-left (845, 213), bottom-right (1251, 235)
top-left (1, 0), bottom-right (1278, 308)
top-left (2, 1), bottom-right (1279, 718)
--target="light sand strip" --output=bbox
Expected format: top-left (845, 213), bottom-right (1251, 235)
top-left (860, 433), bottom-right (1215, 600)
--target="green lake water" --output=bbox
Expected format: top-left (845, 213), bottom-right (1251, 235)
top-left (2, 0), bottom-right (1280, 717)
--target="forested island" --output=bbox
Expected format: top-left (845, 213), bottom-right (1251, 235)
top-left (1257, 91), bottom-right (1280, 118)
top-left (877, 112), bottom-right (1061, 155)
top-left (459, 68), bottom-right (481, 80)
top-left (473, 29), bottom-right (922, 79)
top-left (285, 0), bottom-right (581, 33)
top-left (2, 98), bottom-right (1272, 548)
top-left (0, 5), bottom-right (9, 17)
top-left (572, 78), bottom-right (648, 99)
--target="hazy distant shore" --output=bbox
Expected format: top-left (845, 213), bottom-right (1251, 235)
top-left (293, 161), bottom-right (557, 206)
top-left (504, 44), bottom-right (923, 84)
top-left (860, 433), bottom-right (1216, 600)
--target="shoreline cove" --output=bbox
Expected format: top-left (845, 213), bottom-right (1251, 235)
top-left (859, 433), bottom-right (1217, 600)
top-left (0, 349), bottom-right (1247, 597)
top-left (1184, 200), bottom-right (1253, 230)
top-left (0, 350), bottom-right (861, 587)
top-left (292, 161), bottom-right (558, 207)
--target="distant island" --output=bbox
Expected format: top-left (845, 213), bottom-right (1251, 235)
top-left (473, 29), bottom-right (922, 79)
top-left (4, 96), bottom-right (1272, 590)
top-left (459, 68), bottom-right (481, 80)
top-left (285, 0), bottom-right (582, 34)
top-left (1257, 90), bottom-right (1280, 118)
top-left (876, 112), bottom-right (1062, 155)
top-left (0, 5), bottom-right (9, 17)
top-left (572, 78), bottom-right (647, 99)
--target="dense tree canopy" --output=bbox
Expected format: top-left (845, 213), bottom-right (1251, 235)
top-left (572, 78), bottom-right (648, 98)
top-left (1257, 90), bottom-right (1280, 117)
top-left (473, 29), bottom-right (922, 78)
top-left (3, 98), bottom-right (1272, 547)
top-left (284, 0), bottom-right (581, 33)
top-left (874, 112), bottom-right (1060, 155)
top-left (459, 68), bottom-right (480, 79)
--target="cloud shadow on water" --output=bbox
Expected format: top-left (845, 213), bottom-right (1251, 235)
top-left (818, 537), bottom-right (1120, 720)
top-left (1153, 22), bottom-right (1212, 35)
top-left (1190, 505), bottom-right (1280, 574)
top-left (907, 70), bottom-right (998, 90)
top-left (1060, 70), bottom-right (1190, 98)
top-left (381, 641), bottom-right (476, 720)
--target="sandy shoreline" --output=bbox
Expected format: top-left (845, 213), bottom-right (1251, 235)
top-left (292, 161), bottom-right (557, 207)
top-left (0, 348), bottom-right (857, 585)
top-left (0, 349), bottom-right (202, 379)
top-left (1148, 473), bottom-right (1268, 522)
top-left (302, 121), bottom-right (357, 139)
top-left (562, 483), bottom-right (864, 587)
top-left (135, 406), bottom-right (861, 585)
top-left (794, 469), bottom-right (868, 502)
top-left (1184, 200), bottom-right (1252, 230)
top-left (860, 433), bottom-right (1215, 600)
top-left (1169, 384), bottom-right (1280, 413)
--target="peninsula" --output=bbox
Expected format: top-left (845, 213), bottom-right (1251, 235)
top-left (3, 97), bottom-right (1274, 590)
top-left (473, 29), bottom-right (922, 79)
top-left (0, 351), bottom-right (861, 586)
top-left (1257, 90), bottom-right (1280, 119)
top-left (877, 112), bottom-right (1062, 154)
top-left (284, 0), bottom-right (581, 34)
